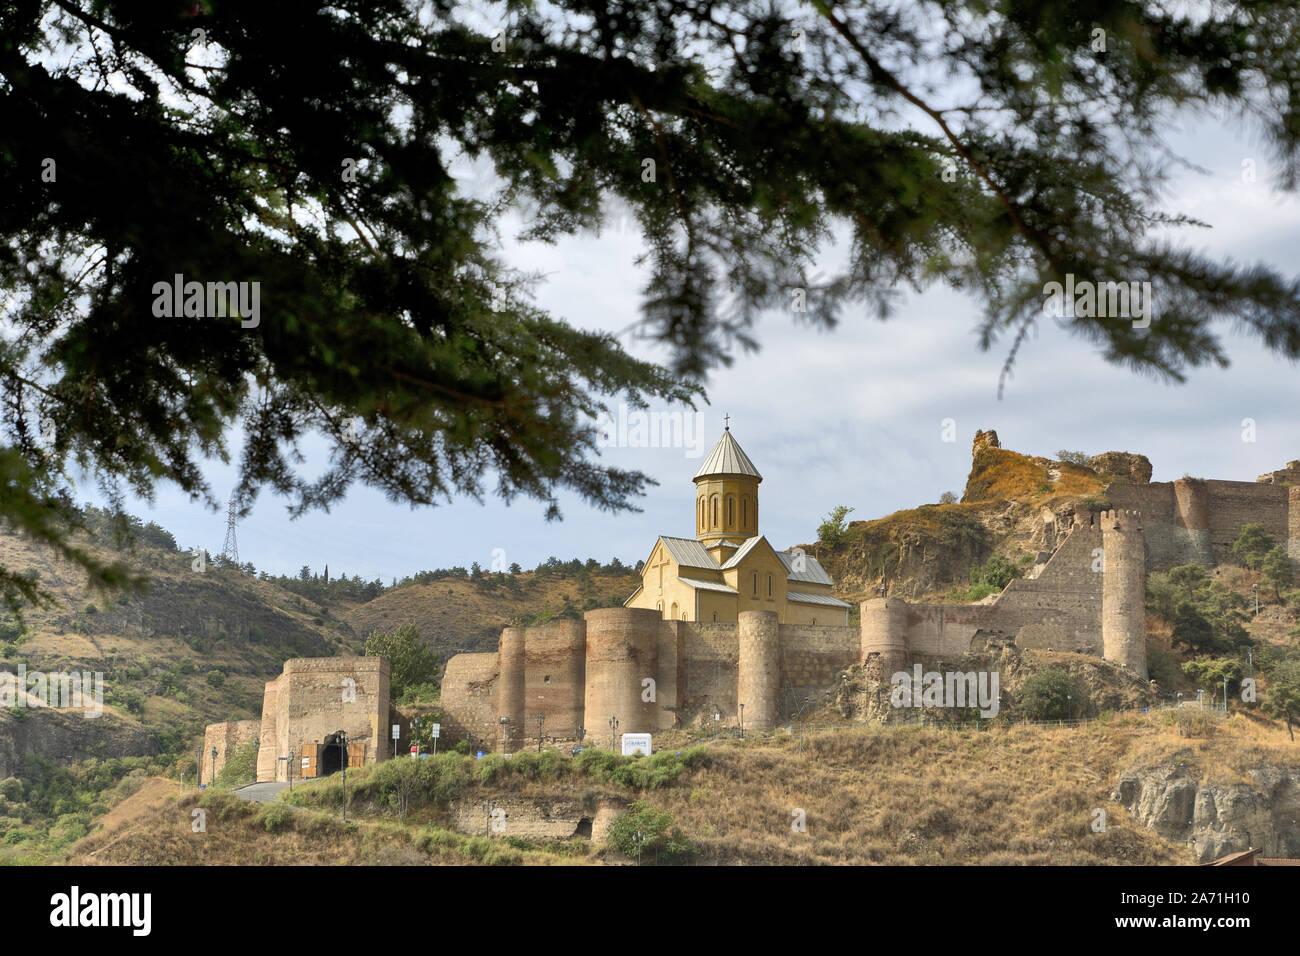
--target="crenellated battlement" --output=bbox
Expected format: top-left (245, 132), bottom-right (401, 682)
top-left (1099, 508), bottom-right (1143, 532)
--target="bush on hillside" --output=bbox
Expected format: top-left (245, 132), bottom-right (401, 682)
top-left (1019, 667), bottom-right (1075, 721)
top-left (607, 801), bottom-right (695, 864)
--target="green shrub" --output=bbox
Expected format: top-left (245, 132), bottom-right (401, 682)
top-left (607, 800), bottom-right (695, 864)
top-left (1020, 667), bottom-right (1075, 721)
top-left (214, 741), bottom-right (259, 787)
top-left (257, 802), bottom-right (294, 832)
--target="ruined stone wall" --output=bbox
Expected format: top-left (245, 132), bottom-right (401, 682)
top-left (678, 622), bottom-right (739, 722)
top-left (857, 513), bottom-right (1112, 666)
top-left (1108, 478), bottom-right (1292, 569)
top-left (779, 623), bottom-right (858, 707)
top-left (201, 719), bottom-right (260, 784)
top-left (1204, 480), bottom-right (1289, 563)
top-left (440, 653), bottom-right (499, 749)
top-left (984, 514), bottom-right (1105, 652)
top-left (1291, 487), bottom-right (1300, 562)
top-left (656, 621), bottom-right (686, 731)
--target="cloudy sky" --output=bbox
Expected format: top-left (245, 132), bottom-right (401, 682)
top-left (96, 109), bottom-right (1300, 583)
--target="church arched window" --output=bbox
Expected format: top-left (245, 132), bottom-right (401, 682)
top-left (752, 572), bottom-right (758, 596)
top-left (727, 495), bottom-right (735, 527)
top-left (711, 495), bottom-right (719, 527)
top-left (742, 497), bottom-right (748, 527)
top-left (767, 573), bottom-right (773, 597)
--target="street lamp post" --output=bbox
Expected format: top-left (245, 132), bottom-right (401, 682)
top-left (608, 715), bottom-right (619, 750)
top-left (713, 711), bottom-right (720, 741)
top-left (288, 749), bottom-right (294, 792)
top-left (739, 703), bottom-right (744, 739)
top-left (209, 746), bottom-right (217, 786)
top-left (536, 713), bottom-right (545, 753)
top-left (337, 730), bottom-right (349, 822)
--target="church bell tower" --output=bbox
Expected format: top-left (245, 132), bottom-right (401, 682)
top-left (694, 422), bottom-right (761, 556)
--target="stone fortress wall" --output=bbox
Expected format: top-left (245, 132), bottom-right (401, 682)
top-left (442, 456), bottom-right (1300, 746)
top-left (442, 608), bottom-right (860, 751)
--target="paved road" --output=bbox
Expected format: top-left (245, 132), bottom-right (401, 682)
top-left (233, 781), bottom-right (294, 803)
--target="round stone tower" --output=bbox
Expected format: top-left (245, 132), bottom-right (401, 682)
top-left (525, 619), bottom-right (587, 739)
top-left (1101, 509), bottom-right (1148, 679)
top-left (497, 627), bottom-right (527, 753)
top-left (858, 597), bottom-right (910, 679)
top-left (583, 608), bottom-right (660, 738)
top-left (737, 610), bottom-right (781, 731)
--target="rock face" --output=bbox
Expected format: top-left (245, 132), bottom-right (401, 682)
top-left (1114, 755), bottom-right (1300, 862)
top-left (834, 640), bottom-right (1157, 724)
top-left (0, 709), bottom-right (160, 779)
top-left (448, 795), bottom-right (624, 843)
top-left (972, 429), bottom-right (1000, 455)
top-left (1087, 452), bottom-right (1153, 485)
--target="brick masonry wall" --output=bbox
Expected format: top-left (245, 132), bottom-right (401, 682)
top-left (255, 680), bottom-right (279, 782)
top-left (679, 623), bottom-right (739, 722)
top-left (1108, 479), bottom-right (1291, 570)
top-left (522, 620), bottom-right (586, 743)
top-left (440, 652), bottom-right (500, 749)
top-left (779, 623), bottom-right (858, 706)
top-left (1204, 480), bottom-right (1289, 564)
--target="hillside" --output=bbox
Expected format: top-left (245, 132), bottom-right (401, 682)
top-left (343, 568), bottom-right (639, 660)
top-left (69, 711), bottom-right (1300, 866)
top-left (807, 430), bottom-right (1119, 604)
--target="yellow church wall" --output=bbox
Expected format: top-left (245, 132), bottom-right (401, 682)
top-left (696, 589), bottom-right (738, 623)
top-left (727, 548), bottom-right (791, 621)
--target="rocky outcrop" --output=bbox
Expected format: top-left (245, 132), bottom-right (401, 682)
top-left (1088, 452), bottom-right (1153, 484)
top-left (1114, 754), bottom-right (1300, 862)
top-left (835, 641), bottom-right (1157, 724)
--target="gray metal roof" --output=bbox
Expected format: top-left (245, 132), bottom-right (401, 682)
top-left (777, 550), bottom-right (835, 586)
top-left (786, 590), bottom-right (853, 608)
top-left (719, 535), bottom-right (765, 569)
top-left (658, 536), bottom-right (720, 570)
top-left (678, 577), bottom-right (739, 594)
top-left (693, 429), bottom-right (762, 481)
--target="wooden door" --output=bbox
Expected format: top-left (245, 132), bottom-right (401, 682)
top-left (346, 741), bottom-right (366, 768)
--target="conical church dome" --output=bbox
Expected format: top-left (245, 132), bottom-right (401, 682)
top-left (693, 428), bottom-right (762, 481)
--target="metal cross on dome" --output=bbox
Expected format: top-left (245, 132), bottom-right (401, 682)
top-left (724, 413), bottom-right (730, 430)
